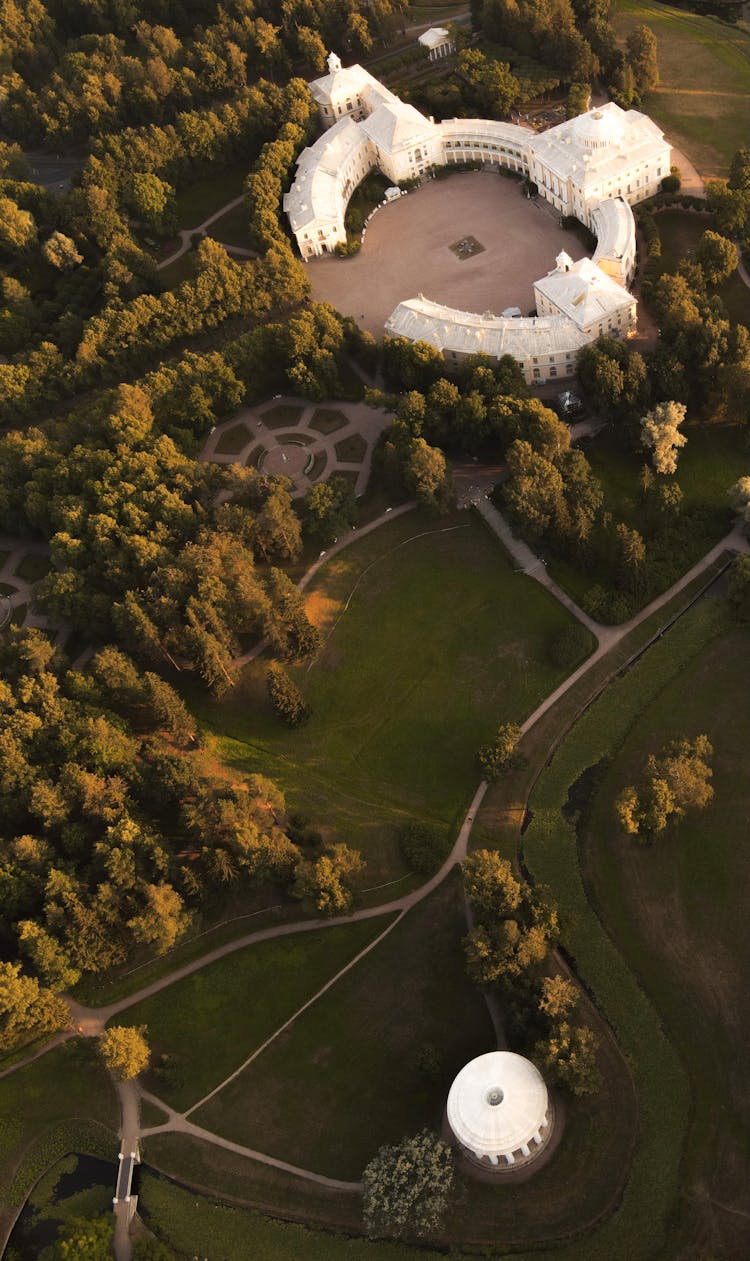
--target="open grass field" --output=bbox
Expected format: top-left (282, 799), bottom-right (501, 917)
top-left (652, 208), bottom-right (750, 326)
top-left (173, 163), bottom-right (248, 230)
top-left (157, 253), bottom-right (196, 290)
top-left (163, 870), bottom-right (634, 1250)
top-left (588, 423), bottom-right (747, 533)
top-left (580, 623), bottom-right (750, 1257)
top-left (114, 917), bottom-right (392, 1112)
top-left (520, 595), bottom-right (736, 1259)
top-left (193, 876), bottom-right (493, 1179)
top-left (207, 202), bottom-right (253, 250)
top-left (185, 511), bottom-right (587, 883)
top-left (0, 1041), bottom-right (117, 1215)
top-left (138, 1171), bottom-right (428, 1261)
top-left (612, 0), bottom-right (750, 176)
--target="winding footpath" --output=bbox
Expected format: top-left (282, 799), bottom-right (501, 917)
top-left (4, 497), bottom-right (748, 1258)
top-left (157, 195), bottom-right (257, 272)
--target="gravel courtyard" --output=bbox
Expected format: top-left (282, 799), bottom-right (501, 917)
top-left (308, 171), bottom-right (588, 336)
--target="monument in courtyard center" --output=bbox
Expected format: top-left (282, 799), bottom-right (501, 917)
top-left (283, 53), bottom-right (673, 385)
top-left (447, 1051), bottom-right (553, 1172)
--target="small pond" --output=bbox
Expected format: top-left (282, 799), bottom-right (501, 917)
top-left (7, 1153), bottom-right (117, 1259)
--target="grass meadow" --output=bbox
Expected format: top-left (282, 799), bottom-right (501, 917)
top-left (113, 917), bottom-right (392, 1113)
top-left (653, 208), bottom-right (750, 327)
top-left (522, 595), bottom-right (734, 1258)
top-left (613, 0), bottom-right (750, 176)
top-left (581, 621), bottom-right (750, 1255)
top-left (193, 876), bottom-right (493, 1179)
top-left (0, 1042), bottom-right (117, 1210)
top-left (185, 510), bottom-right (587, 884)
top-left (546, 423), bottom-right (747, 607)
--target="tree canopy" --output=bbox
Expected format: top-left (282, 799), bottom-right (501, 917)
top-left (362, 1130), bottom-right (455, 1239)
top-left (98, 1024), bottom-right (150, 1080)
top-left (615, 735), bottom-right (714, 840)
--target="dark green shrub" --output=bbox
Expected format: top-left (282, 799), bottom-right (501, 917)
top-left (549, 623), bottom-right (594, 669)
top-left (398, 820), bottom-right (450, 874)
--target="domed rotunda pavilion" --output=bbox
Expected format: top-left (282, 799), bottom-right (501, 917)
top-left (447, 1051), bottom-right (553, 1172)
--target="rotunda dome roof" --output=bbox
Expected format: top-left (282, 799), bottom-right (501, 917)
top-left (447, 1052), bottom-right (548, 1157)
top-left (572, 107), bottom-right (624, 150)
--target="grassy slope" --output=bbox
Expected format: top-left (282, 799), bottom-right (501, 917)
top-left (193, 875), bottom-right (494, 1179)
top-left (138, 1170), bottom-right (429, 1261)
top-left (116, 918), bottom-right (392, 1112)
top-left (521, 596), bottom-right (734, 1259)
top-left (0, 1042), bottom-right (118, 1211)
top-left (582, 624), bottom-right (750, 1256)
top-left (612, 0), bottom-right (750, 176)
top-left (185, 511), bottom-right (587, 884)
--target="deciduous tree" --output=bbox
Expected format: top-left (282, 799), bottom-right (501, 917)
top-left (640, 401), bottom-right (687, 474)
top-left (0, 960), bottom-right (68, 1052)
top-left (477, 722), bottom-right (523, 780)
top-left (99, 1024), bottom-right (150, 1080)
top-left (695, 230), bottom-right (736, 285)
top-left (362, 1130), bottom-right (455, 1239)
top-left (292, 842), bottom-right (364, 914)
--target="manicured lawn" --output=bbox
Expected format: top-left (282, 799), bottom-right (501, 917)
top-left (152, 876), bottom-right (634, 1248)
top-left (260, 403), bottom-right (305, 428)
top-left (0, 1041), bottom-right (118, 1206)
top-left (580, 622), bottom-right (750, 1254)
top-left (193, 875), bottom-right (494, 1179)
top-left (334, 432), bottom-right (367, 463)
top-left (652, 208), bottom-right (750, 327)
top-left (587, 422), bottom-right (746, 530)
top-left (13, 553), bottom-right (51, 582)
top-left (185, 511), bottom-right (588, 882)
top-left (612, 0), bottom-right (750, 176)
top-left (309, 407), bottom-right (348, 434)
top-left (173, 164), bottom-right (248, 230)
top-left (214, 420), bottom-right (251, 455)
top-left (158, 253), bottom-right (196, 290)
top-left (114, 917), bottom-right (391, 1113)
top-left (207, 202), bottom-right (253, 250)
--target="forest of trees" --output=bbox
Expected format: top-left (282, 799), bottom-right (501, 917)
top-left (0, 627), bottom-right (368, 1050)
top-left (0, 0), bottom-right (743, 1078)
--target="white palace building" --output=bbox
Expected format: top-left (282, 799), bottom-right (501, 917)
top-left (283, 54), bottom-right (672, 384)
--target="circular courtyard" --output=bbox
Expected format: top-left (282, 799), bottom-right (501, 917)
top-left (308, 171), bottom-right (588, 336)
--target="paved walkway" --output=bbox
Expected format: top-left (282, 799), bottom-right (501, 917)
top-left (113, 1081), bottom-right (140, 1261)
top-left (157, 195), bottom-right (257, 272)
top-left (475, 497), bottom-right (749, 736)
top-left (473, 497), bottom-right (608, 642)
